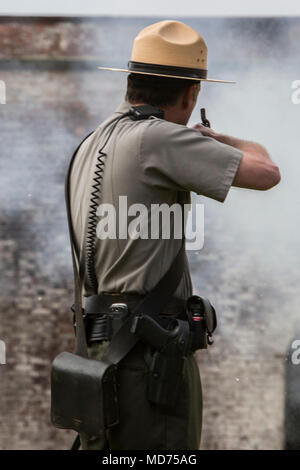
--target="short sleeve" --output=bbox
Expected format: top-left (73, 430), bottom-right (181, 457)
top-left (139, 118), bottom-right (243, 202)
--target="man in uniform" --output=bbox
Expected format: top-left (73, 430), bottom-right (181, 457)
top-left (69, 20), bottom-right (280, 450)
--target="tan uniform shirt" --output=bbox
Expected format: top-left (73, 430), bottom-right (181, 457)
top-left (70, 100), bottom-right (242, 299)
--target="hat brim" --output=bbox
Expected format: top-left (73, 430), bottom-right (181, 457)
top-left (97, 66), bottom-right (236, 84)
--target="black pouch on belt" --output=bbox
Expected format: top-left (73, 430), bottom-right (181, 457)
top-left (51, 304), bottom-right (131, 436)
top-left (186, 295), bottom-right (217, 350)
top-left (51, 350), bottom-right (119, 436)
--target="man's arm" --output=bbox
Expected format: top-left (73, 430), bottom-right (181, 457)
top-left (192, 124), bottom-right (281, 190)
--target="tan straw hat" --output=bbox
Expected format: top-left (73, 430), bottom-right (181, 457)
top-left (98, 20), bottom-right (235, 84)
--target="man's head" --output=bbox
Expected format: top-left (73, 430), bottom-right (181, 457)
top-left (98, 20), bottom-right (234, 107)
top-left (126, 73), bottom-right (200, 125)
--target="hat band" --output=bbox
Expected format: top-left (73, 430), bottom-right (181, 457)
top-left (128, 61), bottom-right (207, 79)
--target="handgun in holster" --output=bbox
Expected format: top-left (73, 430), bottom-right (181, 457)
top-left (131, 314), bottom-right (191, 407)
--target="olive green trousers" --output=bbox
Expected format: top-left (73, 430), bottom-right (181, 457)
top-left (80, 340), bottom-right (202, 450)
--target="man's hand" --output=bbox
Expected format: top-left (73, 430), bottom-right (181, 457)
top-left (192, 122), bottom-right (281, 191)
top-left (192, 123), bottom-right (218, 139)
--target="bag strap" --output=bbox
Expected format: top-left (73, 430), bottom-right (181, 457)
top-left (65, 131), bottom-right (94, 357)
top-left (65, 131), bottom-right (186, 362)
top-left (101, 242), bottom-right (185, 364)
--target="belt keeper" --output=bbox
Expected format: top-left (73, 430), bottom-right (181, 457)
top-left (87, 314), bottom-right (113, 343)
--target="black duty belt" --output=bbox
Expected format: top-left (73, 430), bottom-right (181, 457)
top-left (79, 293), bottom-right (187, 344)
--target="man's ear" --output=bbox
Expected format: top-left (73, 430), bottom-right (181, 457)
top-left (181, 84), bottom-right (200, 109)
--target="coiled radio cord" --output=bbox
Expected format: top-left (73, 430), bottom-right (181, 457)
top-left (86, 112), bottom-right (130, 293)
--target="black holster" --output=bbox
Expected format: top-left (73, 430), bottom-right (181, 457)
top-left (131, 314), bottom-right (191, 407)
top-left (131, 295), bottom-right (218, 408)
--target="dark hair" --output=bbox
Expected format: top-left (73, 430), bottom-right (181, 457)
top-left (126, 73), bottom-right (199, 107)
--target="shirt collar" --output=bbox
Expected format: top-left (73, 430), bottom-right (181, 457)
top-left (114, 99), bottom-right (132, 114)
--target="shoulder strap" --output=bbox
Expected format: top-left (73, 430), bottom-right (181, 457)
top-left (101, 242), bottom-right (185, 364)
top-left (65, 131), bottom-right (186, 362)
top-left (65, 131), bottom-right (94, 357)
